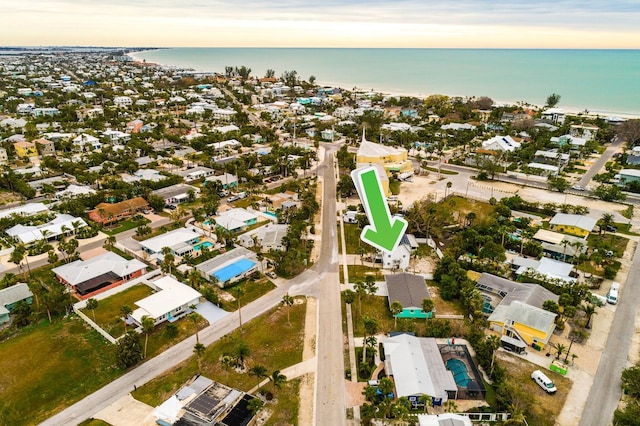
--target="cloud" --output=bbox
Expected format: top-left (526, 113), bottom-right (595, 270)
top-left (1, 0), bottom-right (639, 47)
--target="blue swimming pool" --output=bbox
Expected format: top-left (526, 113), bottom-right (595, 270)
top-left (263, 211), bottom-right (277, 219)
top-left (446, 358), bottom-right (473, 388)
top-left (213, 258), bottom-right (256, 282)
top-left (194, 241), bottom-right (213, 251)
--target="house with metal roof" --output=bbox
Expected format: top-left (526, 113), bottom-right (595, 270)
top-left (481, 135), bottom-right (521, 152)
top-left (0, 202), bottom-right (48, 220)
top-left (532, 229), bottom-right (587, 261)
top-left (130, 276), bottom-right (201, 326)
top-left (475, 272), bottom-right (558, 315)
top-left (383, 334), bottom-right (458, 403)
top-left (488, 300), bottom-right (557, 350)
top-left (549, 213), bottom-right (597, 237)
top-left (215, 208), bottom-right (259, 233)
top-left (52, 252), bottom-right (146, 299)
top-left (385, 273), bottom-right (432, 319)
top-left (511, 256), bottom-right (576, 285)
top-left (6, 213), bottom-right (87, 245)
top-left (152, 183), bottom-right (200, 206)
top-left (0, 283), bottom-right (33, 324)
top-left (418, 413), bottom-right (472, 426)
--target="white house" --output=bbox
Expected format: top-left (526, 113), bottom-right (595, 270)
top-left (6, 214), bottom-right (87, 245)
top-left (73, 133), bottom-right (101, 151)
top-left (541, 108), bottom-right (566, 124)
top-left (140, 227), bottom-right (207, 259)
top-left (130, 276), bottom-right (201, 326)
top-left (215, 208), bottom-right (259, 233)
top-left (0, 202), bottom-right (49, 220)
top-left (113, 96), bottom-right (133, 107)
top-left (55, 184), bottom-right (97, 200)
top-left (481, 135), bottom-right (521, 152)
top-left (381, 234), bottom-right (418, 270)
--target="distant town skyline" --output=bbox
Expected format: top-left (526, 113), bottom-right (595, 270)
top-left (2, 0), bottom-right (640, 48)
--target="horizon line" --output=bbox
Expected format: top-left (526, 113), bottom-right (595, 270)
top-left (2, 45), bottom-right (640, 50)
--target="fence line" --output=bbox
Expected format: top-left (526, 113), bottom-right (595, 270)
top-left (73, 306), bottom-right (117, 344)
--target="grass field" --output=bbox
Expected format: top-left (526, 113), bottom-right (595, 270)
top-left (447, 196), bottom-right (495, 222)
top-left (264, 378), bottom-right (300, 426)
top-left (498, 352), bottom-right (571, 426)
top-left (82, 284), bottom-right (155, 338)
top-left (346, 265), bottom-right (384, 283)
top-left (0, 318), bottom-right (120, 425)
top-left (343, 223), bottom-right (367, 254)
top-left (133, 299), bottom-right (307, 407)
top-left (225, 278), bottom-right (276, 308)
top-left (102, 217), bottom-right (151, 236)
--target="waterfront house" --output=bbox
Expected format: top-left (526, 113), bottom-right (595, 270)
top-left (386, 273), bottom-right (432, 319)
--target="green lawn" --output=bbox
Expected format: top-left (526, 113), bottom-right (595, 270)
top-left (343, 223), bottom-right (367, 254)
top-left (102, 217), bottom-right (151, 236)
top-left (104, 246), bottom-right (133, 260)
top-left (446, 196), bottom-right (495, 222)
top-left (346, 265), bottom-right (384, 283)
top-left (225, 277), bottom-right (276, 308)
top-left (82, 284), bottom-right (155, 338)
top-left (264, 378), bottom-right (300, 426)
top-left (0, 318), bottom-right (120, 425)
top-left (78, 419), bottom-right (112, 426)
top-left (587, 233), bottom-right (629, 258)
top-left (423, 166), bottom-right (458, 175)
top-left (133, 299), bottom-right (307, 407)
top-left (233, 196), bottom-right (261, 209)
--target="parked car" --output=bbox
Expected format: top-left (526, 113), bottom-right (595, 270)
top-left (605, 225), bottom-right (617, 233)
top-left (531, 370), bottom-right (557, 394)
top-left (572, 185), bottom-right (585, 191)
top-left (165, 204), bottom-right (177, 210)
top-left (266, 271), bottom-right (277, 279)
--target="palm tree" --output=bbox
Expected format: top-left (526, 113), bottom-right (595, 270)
top-left (120, 305), bottom-right (132, 333)
top-left (141, 315), bottom-right (155, 358)
top-left (600, 213), bottom-right (615, 235)
top-left (418, 394), bottom-right (433, 413)
top-left (281, 293), bottom-right (294, 325)
top-left (354, 281), bottom-right (367, 317)
top-left (584, 303), bottom-right (597, 329)
top-left (86, 298), bottom-right (98, 322)
top-left (422, 298), bottom-right (434, 320)
top-left (362, 316), bottom-right (378, 363)
top-left (268, 369), bottom-right (287, 391)
top-left (188, 310), bottom-right (201, 344)
top-left (232, 286), bottom-right (245, 332)
top-left (233, 341), bottom-right (251, 370)
top-left (193, 342), bottom-right (206, 372)
top-left (343, 289), bottom-right (355, 307)
top-left (390, 301), bottom-right (403, 329)
top-left (105, 235), bottom-right (116, 249)
top-left (249, 364), bottom-right (268, 383)
top-left (552, 342), bottom-right (567, 360)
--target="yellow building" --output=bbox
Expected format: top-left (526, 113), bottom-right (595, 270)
top-left (355, 135), bottom-right (414, 198)
top-left (548, 213), bottom-right (597, 238)
top-left (13, 141), bottom-right (38, 158)
top-left (488, 300), bottom-right (556, 350)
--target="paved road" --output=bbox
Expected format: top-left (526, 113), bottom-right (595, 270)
top-left (42, 145), bottom-right (344, 425)
top-left (579, 236), bottom-right (640, 426)
top-left (308, 145), bottom-right (346, 426)
top-left (577, 136), bottom-right (623, 188)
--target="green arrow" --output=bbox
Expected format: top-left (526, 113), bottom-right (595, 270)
top-left (351, 167), bottom-right (408, 253)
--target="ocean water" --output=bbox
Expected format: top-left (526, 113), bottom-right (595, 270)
top-left (132, 48), bottom-right (640, 117)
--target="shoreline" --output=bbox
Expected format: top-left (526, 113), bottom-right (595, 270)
top-left (128, 49), bottom-right (640, 120)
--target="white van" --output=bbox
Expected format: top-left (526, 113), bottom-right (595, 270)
top-left (607, 282), bottom-right (620, 305)
top-left (531, 370), bottom-right (557, 394)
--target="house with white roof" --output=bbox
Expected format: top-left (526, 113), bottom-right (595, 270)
top-left (0, 202), bottom-right (49, 220)
top-left (570, 124), bottom-right (599, 141)
top-left (140, 227), bottom-right (207, 260)
top-left (489, 300), bottom-right (557, 349)
top-left (417, 413), bottom-right (472, 426)
top-left (73, 133), bottom-right (101, 151)
top-left (174, 166), bottom-right (215, 182)
top-left (103, 129), bottom-right (131, 143)
top-left (0, 283), bottom-right (33, 324)
top-left (130, 276), bottom-right (201, 326)
top-left (511, 256), bottom-right (576, 285)
top-left (549, 213), bottom-right (597, 237)
top-left (381, 234), bottom-right (418, 270)
top-left (122, 169), bottom-right (166, 183)
top-left (113, 96), bottom-right (133, 107)
top-left (207, 139), bottom-right (241, 151)
top-left (152, 184), bottom-right (200, 206)
top-left (205, 173), bottom-right (238, 189)
top-left (550, 135), bottom-right (587, 150)
top-left (541, 108), bottom-right (566, 124)
top-left (441, 123), bottom-right (477, 131)
top-left (215, 208), bottom-right (259, 233)
top-left (383, 334), bottom-right (459, 404)
top-left (52, 252), bottom-right (146, 298)
top-left (481, 135), bottom-right (521, 152)
top-left (55, 184), bottom-right (96, 200)
top-left (255, 224), bottom-right (288, 252)
top-left (6, 214), bottom-right (87, 245)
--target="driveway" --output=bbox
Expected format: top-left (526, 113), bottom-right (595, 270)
top-left (195, 301), bottom-right (229, 325)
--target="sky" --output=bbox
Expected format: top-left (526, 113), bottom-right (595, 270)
top-left (2, 0), bottom-right (640, 48)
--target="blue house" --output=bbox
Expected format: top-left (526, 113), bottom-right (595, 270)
top-left (0, 283), bottom-right (33, 324)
